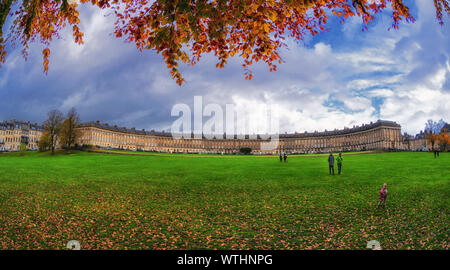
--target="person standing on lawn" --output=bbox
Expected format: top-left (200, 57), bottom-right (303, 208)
top-left (336, 153), bottom-right (343, 175)
top-left (328, 153), bottom-right (334, 175)
top-left (377, 183), bottom-right (388, 208)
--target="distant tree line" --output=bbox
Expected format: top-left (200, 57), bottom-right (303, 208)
top-left (38, 108), bottom-right (81, 154)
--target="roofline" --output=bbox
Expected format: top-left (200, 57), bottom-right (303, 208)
top-left (0, 119), bottom-right (43, 130)
top-left (78, 119), bottom-right (401, 139)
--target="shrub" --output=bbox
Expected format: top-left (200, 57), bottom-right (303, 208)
top-left (19, 142), bottom-right (27, 156)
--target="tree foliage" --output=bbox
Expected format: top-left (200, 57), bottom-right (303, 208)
top-left (19, 141), bottom-right (26, 155)
top-left (424, 119), bottom-right (446, 134)
top-left (38, 131), bottom-right (51, 152)
top-left (426, 133), bottom-right (438, 150)
top-left (438, 131), bottom-right (449, 151)
top-left (59, 107), bottom-right (81, 150)
top-left (0, 0), bottom-right (448, 84)
top-left (437, 125), bottom-right (449, 151)
top-left (425, 119), bottom-right (449, 151)
top-left (43, 109), bottom-right (64, 154)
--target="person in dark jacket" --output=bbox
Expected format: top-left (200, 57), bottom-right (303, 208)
top-left (328, 153), bottom-right (334, 175)
top-left (279, 153), bottom-right (283, 162)
top-left (283, 153), bottom-right (287, 162)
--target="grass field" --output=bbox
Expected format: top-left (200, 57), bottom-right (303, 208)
top-left (0, 151), bottom-right (448, 250)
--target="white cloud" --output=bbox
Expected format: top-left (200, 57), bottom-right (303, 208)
top-left (367, 89), bottom-right (395, 97)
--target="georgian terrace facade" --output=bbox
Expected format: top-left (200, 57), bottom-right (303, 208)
top-left (76, 120), bottom-right (405, 154)
top-left (0, 120), bottom-right (43, 151)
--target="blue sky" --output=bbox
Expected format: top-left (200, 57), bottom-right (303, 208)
top-left (0, 0), bottom-right (449, 135)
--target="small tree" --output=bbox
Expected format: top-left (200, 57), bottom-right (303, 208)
top-left (425, 119), bottom-right (446, 151)
top-left (427, 133), bottom-right (439, 151)
top-left (19, 142), bottom-right (27, 156)
top-left (38, 132), bottom-right (51, 152)
top-left (240, 147), bottom-right (252, 155)
top-left (43, 109), bottom-right (64, 154)
top-left (59, 107), bottom-right (81, 151)
top-left (438, 132), bottom-right (449, 152)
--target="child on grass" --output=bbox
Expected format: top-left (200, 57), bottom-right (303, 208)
top-left (377, 183), bottom-right (388, 208)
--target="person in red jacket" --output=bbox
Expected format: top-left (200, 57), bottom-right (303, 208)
top-left (377, 183), bottom-right (388, 208)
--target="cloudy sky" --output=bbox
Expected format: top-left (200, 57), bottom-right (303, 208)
top-left (0, 0), bottom-right (449, 135)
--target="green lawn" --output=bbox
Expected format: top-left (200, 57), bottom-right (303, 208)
top-left (0, 151), bottom-right (448, 250)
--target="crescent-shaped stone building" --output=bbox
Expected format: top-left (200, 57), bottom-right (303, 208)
top-left (76, 119), bottom-right (407, 154)
top-left (2, 119), bottom-right (445, 153)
